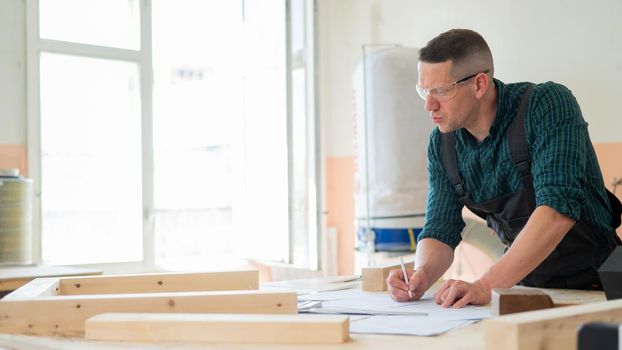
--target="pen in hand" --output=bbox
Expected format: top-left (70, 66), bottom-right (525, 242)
top-left (400, 256), bottom-right (413, 300)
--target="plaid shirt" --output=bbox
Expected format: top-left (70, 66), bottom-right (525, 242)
top-left (419, 79), bottom-right (613, 249)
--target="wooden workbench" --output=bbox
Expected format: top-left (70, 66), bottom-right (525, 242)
top-left (0, 285), bottom-right (606, 350)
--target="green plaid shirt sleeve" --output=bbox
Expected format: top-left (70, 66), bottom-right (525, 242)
top-left (418, 129), bottom-right (465, 249)
top-left (527, 83), bottom-right (611, 229)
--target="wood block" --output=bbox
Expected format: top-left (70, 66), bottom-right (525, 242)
top-left (361, 261), bottom-right (414, 291)
top-left (484, 298), bottom-right (622, 350)
top-left (85, 313), bottom-right (350, 344)
top-left (492, 288), bottom-right (555, 316)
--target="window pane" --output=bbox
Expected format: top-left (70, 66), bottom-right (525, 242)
top-left (152, 0), bottom-right (289, 268)
top-left (291, 67), bottom-right (311, 265)
top-left (290, 0), bottom-right (305, 53)
top-left (39, 0), bottom-right (140, 50)
top-left (237, 0), bottom-right (288, 262)
top-left (151, 0), bottom-right (246, 269)
top-left (40, 53), bottom-right (142, 264)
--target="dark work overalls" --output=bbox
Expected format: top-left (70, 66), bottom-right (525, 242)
top-left (440, 85), bottom-right (622, 289)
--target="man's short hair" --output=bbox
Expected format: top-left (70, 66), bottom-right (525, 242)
top-left (419, 29), bottom-right (494, 78)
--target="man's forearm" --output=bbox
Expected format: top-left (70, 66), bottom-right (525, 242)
top-left (478, 205), bottom-right (576, 289)
top-left (415, 238), bottom-right (454, 285)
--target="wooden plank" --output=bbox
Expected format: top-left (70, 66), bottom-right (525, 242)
top-left (542, 287), bottom-right (606, 305)
top-left (484, 298), bottom-right (622, 350)
top-left (0, 321), bottom-right (481, 350)
top-left (58, 270), bottom-right (258, 295)
top-left (0, 279), bottom-right (33, 294)
top-left (0, 265), bottom-right (102, 292)
top-left (0, 290), bottom-right (297, 337)
top-left (361, 261), bottom-right (414, 291)
top-left (2, 277), bottom-right (60, 299)
top-left (85, 313), bottom-right (349, 344)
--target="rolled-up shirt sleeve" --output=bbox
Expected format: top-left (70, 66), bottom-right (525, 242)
top-left (528, 83), bottom-right (587, 221)
top-left (417, 130), bottom-right (466, 249)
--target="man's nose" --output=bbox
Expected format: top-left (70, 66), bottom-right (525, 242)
top-left (425, 94), bottom-right (439, 112)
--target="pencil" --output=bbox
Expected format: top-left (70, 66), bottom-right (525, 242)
top-left (400, 256), bottom-right (413, 300)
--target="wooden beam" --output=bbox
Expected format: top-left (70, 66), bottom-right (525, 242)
top-left (85, 313), bottom-right (350, 344)
top-left (361, 261), bottom-right (414, 291)
top-left (2, 277), bottom-right (60, 299)
top-left (484, 298), bottom-right (622, 350)
top-left (58, 270), bottom-right (259, 295)
top-left (0, 265), bottom-right (102, 292)
top-left (0, 289), bottom-right (296, 337)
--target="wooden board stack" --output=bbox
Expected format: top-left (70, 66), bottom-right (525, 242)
top-left (0, 269), bottom-right (350, 344)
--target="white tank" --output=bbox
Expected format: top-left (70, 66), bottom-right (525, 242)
top-left (352, 46), bottom-right (434, 253)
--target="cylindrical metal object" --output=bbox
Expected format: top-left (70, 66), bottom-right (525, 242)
top-left (0, 170), bottom-right (33, 265)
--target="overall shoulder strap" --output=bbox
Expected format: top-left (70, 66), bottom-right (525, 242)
top-left (506, 84), bottom-right (535, 176)
top-left (440, 131), bottom-right (468, 201)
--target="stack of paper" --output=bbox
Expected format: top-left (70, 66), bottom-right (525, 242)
top-left (298, 288), bottom-right (490, 336)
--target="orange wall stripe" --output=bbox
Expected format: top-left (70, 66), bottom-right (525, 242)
top-left (325, 156), bottom-right (355, 275)
top-left (0, 144), bottom-right (27, 176)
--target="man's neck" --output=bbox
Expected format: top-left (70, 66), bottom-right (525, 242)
top-left (466, 85), bottom-right (498, 143)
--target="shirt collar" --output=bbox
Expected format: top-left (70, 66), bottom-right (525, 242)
top-left (489, 78), bottom-right (507, 138)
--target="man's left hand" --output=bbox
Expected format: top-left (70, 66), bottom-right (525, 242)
top-left (434, 279), bottom-right (491, 308)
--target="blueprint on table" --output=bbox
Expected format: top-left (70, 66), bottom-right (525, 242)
top-left (298, 288), bottom-right (490, 336)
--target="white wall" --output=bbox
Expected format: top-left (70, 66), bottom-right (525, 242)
top-left (319, 0), bottom-right (622, 157)
top-left (0, 0), bottom-right (26, 144)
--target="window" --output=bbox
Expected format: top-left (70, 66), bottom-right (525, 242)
top-left (39, 53), bottom-right (143, 264)
top-left (27, 0), bottom-right (319, 272)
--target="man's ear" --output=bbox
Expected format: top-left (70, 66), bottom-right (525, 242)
top-left (474, 73), bottom-right (489, 99)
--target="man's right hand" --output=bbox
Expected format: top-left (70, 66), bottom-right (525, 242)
top-left (386, 267), bottom-right (430, 302)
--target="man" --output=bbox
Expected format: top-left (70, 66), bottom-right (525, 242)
top-left (387, 29), bottom-right (621, 308)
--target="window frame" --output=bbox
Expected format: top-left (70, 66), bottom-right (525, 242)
top-left (285, 0), bottom-right (321, 269)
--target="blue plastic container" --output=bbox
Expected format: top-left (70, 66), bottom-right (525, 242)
top-left (356, 227), bottom-right (422, 252)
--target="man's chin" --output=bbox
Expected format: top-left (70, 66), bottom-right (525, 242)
top-left (437, 125), bottom-right (454, 134)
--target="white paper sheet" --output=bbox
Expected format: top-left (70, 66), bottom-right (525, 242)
top-left (349, 315), bottom-right (476, 336)
top-left (299, 288), bottom-right (491, 321)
